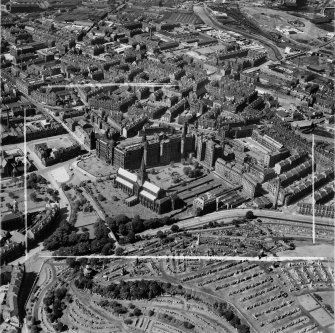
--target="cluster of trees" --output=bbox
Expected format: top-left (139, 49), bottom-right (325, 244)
top-left (106, 214), bottom-right (176, 243)
top-left (213, 302), bottom-right (250, 333)
top-left (159, 313), bottom-right (195, 330)
top-left (76, 278), bottom-right (168, 301)
top-left (27, 173), bottom-right (47, 189)
top-left (183, 166), bottom-right (202, 179)
top-left (43, 219), bottom-right (114, 256)
top-left (43, 287), bottom-right (69, 332)
top-left (46, 188), bottom-right (60, 202)
top-left (99, 300), bottom-right (128, 314)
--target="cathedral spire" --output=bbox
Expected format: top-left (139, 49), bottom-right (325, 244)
top-left (138, 151), bottom-right (147, 185)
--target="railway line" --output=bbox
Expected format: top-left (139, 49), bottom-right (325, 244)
top-left (140, 208), bottom-right (334, 237)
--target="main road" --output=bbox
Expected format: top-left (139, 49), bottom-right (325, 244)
top-left (139, 208), bottom-right (333, 236)
top-left (193, 4), bottom-right (284, 61)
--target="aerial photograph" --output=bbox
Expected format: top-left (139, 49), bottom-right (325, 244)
top-left (0, 0), bottom-right (334, 332)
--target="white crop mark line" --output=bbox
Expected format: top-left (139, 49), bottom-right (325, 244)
top-left (42, 82), bottom-right (179, 89)
top-left (39, 254), bottom-right (332, 262)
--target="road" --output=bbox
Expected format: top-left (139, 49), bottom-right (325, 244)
top-left (194, 5), bottom-right (283, 61)
top-left (139, 208), bottom-right (333, 237)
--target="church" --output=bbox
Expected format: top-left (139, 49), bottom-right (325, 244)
top-left (114, 153), bottom-right (178, 214)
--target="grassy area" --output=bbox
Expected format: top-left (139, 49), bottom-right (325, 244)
top-left (75, 211), bottom-right (98, 228)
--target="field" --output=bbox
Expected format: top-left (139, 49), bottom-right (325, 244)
top-left (297, 294), bottom-right (320, 311)
top-left (277, 244), bottom-right (334, 258)
top-left (314, 291), bottom-right (335, 310)
top-left (309, 307), bottom-right (334, 328)
top-left (77, 156), bottom-right (116, 178)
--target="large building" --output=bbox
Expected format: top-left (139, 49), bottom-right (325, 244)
top-left (114, 158), bottom-right (178, 214)
top-left (97, 126), bottom-right (195, 170)
top-left (193, 187), bottom-right (245, 214)
top-left (196, 134), bottom-right (222, 168)
top-left (241, 173), bottom-right (261, 198)
top-left (215, 158), bottom-right (243, 185)
top-left (1, 265), bottom-right (25, 328)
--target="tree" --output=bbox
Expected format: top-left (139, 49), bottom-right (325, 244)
top-left (156, 230), bottom-right (165, 239)
top-left (30, 192), bottom-right (38, 202)
top-left (170, 225), bottom-right (179, 233)
top-left (194, 207), bottom-right (202, 217)
top-left (112, 195), bottom-right (118, 201)
top-left (101, 243), bottom-right (113, 255)
top-left (115, 247), bottom-right (124, 256)
top-left (245, 211), bottom-right (254, 219)
top-left (133, 308), bottom-right (142, 316)
top-left (97, 194), bottom-right (105, 201)
top-left (127, 231), bottom-right (136, 243)
top-left (119, 224), bottom-right (128, 236)
top-left (183, 166), bottom-right (191, 176)
top-left (12, 177), bottom-right (19, 186)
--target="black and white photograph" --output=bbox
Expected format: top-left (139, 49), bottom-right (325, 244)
top-left (0, 0), bottom-right (334, 332)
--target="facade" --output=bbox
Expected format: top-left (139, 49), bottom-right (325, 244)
top-left (241, 173), bottom-right (261, 199)
top-left (96, 137), bottom-right (115, 163)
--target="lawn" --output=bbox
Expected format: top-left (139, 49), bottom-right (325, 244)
top-left (77, 156), bottom-right (116, 177)
top-left (75, 211), bottom-right (98, 228)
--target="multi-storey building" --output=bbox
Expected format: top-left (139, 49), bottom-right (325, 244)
top-left (215, 158), bottom-right (243, 185)
top-left (241, 172), bottom-right (261, 198)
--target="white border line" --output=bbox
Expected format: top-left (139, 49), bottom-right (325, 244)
top-left (24, 107), bottom-right (28, 260)
top-left (39, 254), bottom-right (332, 262)
top-left (312, 133), bottom-right (315, 245)
top-left (42, 82), bottom-right (178, 89)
